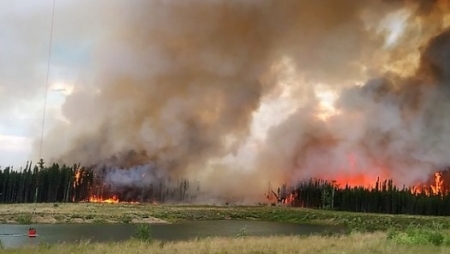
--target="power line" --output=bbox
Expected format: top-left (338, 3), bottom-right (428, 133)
top-left (38, 0), bottom-right (56, 160)
top-left (34, 0), bottom-right (56, 207)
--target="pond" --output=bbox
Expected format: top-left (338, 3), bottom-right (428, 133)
top-left (0, 221), bottom-right (345, 249)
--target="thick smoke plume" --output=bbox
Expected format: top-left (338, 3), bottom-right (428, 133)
top-left (37, 0), bottom-right (450, 202)
top-left (258, 3), bottom-right (450, 188)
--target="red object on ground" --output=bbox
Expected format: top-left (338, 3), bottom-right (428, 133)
top-left (28, 228), bottom-right (37, 237)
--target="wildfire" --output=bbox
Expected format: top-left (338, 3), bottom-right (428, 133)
top-left (283, 192), bottom-right (296, 205)
top-left (89, 195), bottom-right (120, 204)
top-left (320, 153), bottom-right (391, 190)
top-left (321, 170), bottom-right (448, 196)
top-left (411, 172), bottom-right (446, 196)
top-left (72, 168), bottom-right (83, 202)
top-left (268, 151), bottom-right (450, 206)
top-left (330, 174), bottom-right (381, 190)
top-left (73, 168), bottom-right (82, 188)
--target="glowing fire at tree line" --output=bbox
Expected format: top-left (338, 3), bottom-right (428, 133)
top-left (266, 171), bottom-right (449, 206)
top-left (71, 167), bottom-right (449, 205)
top-left (2, 160), bottom-right (447, 217)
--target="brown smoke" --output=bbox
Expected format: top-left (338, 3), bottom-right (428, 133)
top-left (36, 0), bottom-right (450, 202)
top-left (258, 15), bottom-right (450, 189)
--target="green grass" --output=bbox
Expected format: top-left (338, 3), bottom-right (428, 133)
top-left (3, 203), bottom-right (450, 232)
top-left (2, 204), bottom-right (450, 252)
top-left (387, 223), bottom-right (450, 246)
top-left (147, 205), bottom-right (450, 232)
top-left (120, 215), bottom-right (132, 224)
top-left (236, 226), bottom-right (248, 238)
top-left (92, 218), bottom-right (107, 224)
top-left (3, 232), bottom-right (450, 254)
top-left (15, 214), bottom-right (32, 224)
top-left (133, 224), bottom-right (153, 242)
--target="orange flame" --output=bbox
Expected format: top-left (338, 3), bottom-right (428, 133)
top-left (73, 169), bottom-right (82, 188)
top-left (317, 153), bottom-right (390, 190)
top-left (273, 153), bottom-right (450, 200)
top-left (411, 172), bottom-right (446, 196)
top-left (89, 195), bottom-right (120, 204)
top-left (72, 168), bottom-right (83, 202)
top-left (283, 193), bottom-right (296, 205)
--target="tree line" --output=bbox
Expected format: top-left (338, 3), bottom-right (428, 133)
top-left (0, 160), bottom-right (199, 203)
top-left (0, 160), bottom-right (92, 203)
top-left (2, 160), bottom-right (450, 217)
top-left (277, 178), bottom-right (450, 216)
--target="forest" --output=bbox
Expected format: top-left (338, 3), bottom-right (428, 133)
top-left (1, 160), bottom-right (450, 216)
top-left (275, 177), bottom-right (450, 216)
top-left (0, 160), bottom-right (195, 204)
top-left (0, 160), bottom-right (90, 203)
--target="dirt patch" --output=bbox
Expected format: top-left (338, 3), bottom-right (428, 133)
top-left (131, 217), bottom-right (169, 224)
top-left (33, 215), bottom-right (58, 224)
top-left (69, 218), bottom-right (86, 223)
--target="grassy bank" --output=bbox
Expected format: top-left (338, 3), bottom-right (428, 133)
top-left (2, 203), bottom-right (450, 231)
top-left (2, 232), bottom-right (450, 254)
top-left (3, 204), bottom-right (450, 252)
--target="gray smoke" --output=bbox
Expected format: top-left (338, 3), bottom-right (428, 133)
top-left (258, 27), bottom-right (450, 189)
top-left (31, 0), bottom-right (450, 202)
top-left (103, 163), bottom-right (167, 189)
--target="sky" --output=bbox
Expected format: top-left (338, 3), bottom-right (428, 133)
top-left (0, 0), bottom-right (304, 169)
top-left (0, 1), bottom-right (86, 168)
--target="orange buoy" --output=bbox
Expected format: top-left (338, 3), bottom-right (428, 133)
top-left (28, 228), bottom-right (37, 237)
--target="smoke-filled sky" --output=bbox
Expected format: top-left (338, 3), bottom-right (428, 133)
top-left (0, 1), bottom-right (124, 167)
top-left (2, 0), bottom-right (450, 201)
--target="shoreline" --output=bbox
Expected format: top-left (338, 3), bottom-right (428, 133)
top-left (2, 232), bottom-right (449, 253)
top-left (2, 204), bottom-right (450, 253)
top-left (1, 203), bottom-right (450, 231)
top-left (0, 203), bottom-right (169, 225)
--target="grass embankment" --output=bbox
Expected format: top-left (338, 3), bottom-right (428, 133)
top-left (2, 232), bottom-right (450, 254)
top-left (3, 204), bottom-right (450, 252)
top-left (2, 203), bottom-right (450, 231)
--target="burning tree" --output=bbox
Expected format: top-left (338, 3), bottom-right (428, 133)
top-left (84, 164), bottom-right (200, 204)
top-left (0, 161), bottom-right (200, 204)
top-left (269, 169), bottom-right (450, 216)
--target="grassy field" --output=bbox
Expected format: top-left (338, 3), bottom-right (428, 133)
top-left (2, 232), bottom-right (450, 254)
top-left (2, 203), bottom-right (450, 252)
top-left (1, 203), bottom-right (450, 232)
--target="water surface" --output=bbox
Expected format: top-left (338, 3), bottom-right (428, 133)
top-left (0, 220), bottom-right (343, 249)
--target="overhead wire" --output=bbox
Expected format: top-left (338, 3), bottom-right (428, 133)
top-left (34, 0), bottom-right (56, 207)
top-left (39, 0), bottom-right (56, 160)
